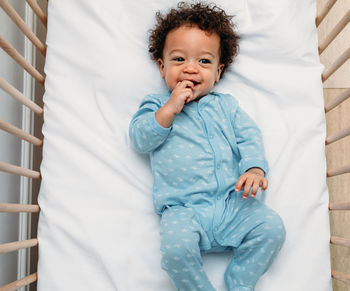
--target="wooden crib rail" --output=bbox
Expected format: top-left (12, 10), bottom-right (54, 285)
top-left (318, 9), bottom-right (350, 54)
top-left (0, 203), bottom-right (40, 213)
top-left (326, 126), bottom-right (350, 145)
top-left (0, 0), bottom-right (46, 56)
top-left (25, 0), bottom-right (47, 28)
top-left (317, 0), bottom-right (350, 288)
top-left (0, 1), bottom-right (45, 289)
top-left (331, 236), bottom-right (350, 248)
top-left (329, 202), bottom-right (350, 210)
top-left (0, 239), bottom-right (38, 255)
top-left (0, 273), bottom-right (38, 291)
top-left (332, 271), bottom-right (350, 286)
top-left (325, 88), bottom-right (350, 112)
top-left (0, 35), bottom-right (45, 84)
top-left (0, 161), bottom-right (40, 179)
top-left (0, 119), bottom-right (43, 147)
top-left (327, 163), bottom-right (350, 177)
top-left (322, 47), bottom-right (350, 82)
top-left (0, 77), bottom-right (43, 115)
top-left (316, 0), bottom-right (337, 26)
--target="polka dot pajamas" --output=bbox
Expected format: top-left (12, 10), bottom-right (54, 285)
top-left (129, 92), bottom-right (286, 290)
top-left (160, 195), bottom-right (285, 291)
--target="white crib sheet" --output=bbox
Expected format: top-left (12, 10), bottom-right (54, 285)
top-left (37, 0), bottom-right (332, 290)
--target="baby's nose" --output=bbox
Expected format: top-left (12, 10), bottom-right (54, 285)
top-left (183, 62), bottom-right (198, 73)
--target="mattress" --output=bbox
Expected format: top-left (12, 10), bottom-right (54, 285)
top-left (37, 0), bottom-right (332, 290)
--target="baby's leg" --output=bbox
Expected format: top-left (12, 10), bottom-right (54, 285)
top-left (223, 199), bottom-right (286, 291)
top-left (160, 205), bottom-right (216, 291)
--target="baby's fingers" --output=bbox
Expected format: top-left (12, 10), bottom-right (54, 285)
top-left (180, 80), bottom-right (195, 89)
top-left (261, 178), bottom-right (268, 191)
top-left (250, 181), bottom-right (260, 198)
top-left (242, 178), bottom-right (253, 199)
top-left (235, 176), bottom-right (246, 192)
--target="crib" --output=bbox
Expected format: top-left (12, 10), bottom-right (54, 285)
top-left (0, 0), bottom-right (349, 290)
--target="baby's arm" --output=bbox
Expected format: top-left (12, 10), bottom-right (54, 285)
top-left (156, 80), bottom-right (196, 128)
top-left (129, 95), bottom-right (172, 153)
top-left (129, 81), bottom-right (196, 153)
top-left (235, 167), bottom-right (268, 199)
top-left (232, 106), bottom-right (269, 199)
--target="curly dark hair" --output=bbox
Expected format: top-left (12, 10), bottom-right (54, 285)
top-left (148, 1), bottom-right (240, 78)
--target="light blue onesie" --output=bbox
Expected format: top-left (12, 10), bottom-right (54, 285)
top-left (129, 92), bottom-right (286, 291)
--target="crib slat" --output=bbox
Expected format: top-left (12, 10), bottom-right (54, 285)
top-left (0, 203), bottom-right (40, 213)
top-left (326, 126), bottom-right (350, 145)
top-left (318, 10), bottom-right (350, 54)
top-left (331, 236), bottom-right (350, 248)
top-left (0, 119), bottom-right (43, 147)
top-left (0, 34), bottom-right (45, 85)
top-left (327, 164), bottom-right (350, 177)
top-left (332, 270), bottom-right (350, 285)
top-left (0, 239), bottom-right (38, 254)
top-left (316, 0), bottom-right (337, 27)
top-left (329, 202), bottom-right (350, 210)
top-left (0, 161), bottom-right (40, 179)
top-left (0, 0), bottom-right (46, 56)
top-left (0, 77), bottom-right (43, 115)
top-left (25, 0), bottom-right (47, 28)
top-left (322, 46), bottom-right (350, 82)
top-left (325, 88), bottom-right (350, 112)
top-left (0, 272), bottom-right (37, 291)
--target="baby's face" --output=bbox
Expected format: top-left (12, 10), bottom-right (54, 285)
top-left (158, 25), bottom-right (224, 99)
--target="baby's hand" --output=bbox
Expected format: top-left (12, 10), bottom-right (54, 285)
top-left (235, 168), bottom-right (268, 199)
top-left (165, 80), bottom-right (196, 115)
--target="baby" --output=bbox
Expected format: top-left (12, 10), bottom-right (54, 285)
top-left (129, 2), bottom-right (286, 290)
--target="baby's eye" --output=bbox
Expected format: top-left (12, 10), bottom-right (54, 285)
top-left (173, 57), bottom-right (184, 62)
top-left (199, 59), bottom-right (211, 64)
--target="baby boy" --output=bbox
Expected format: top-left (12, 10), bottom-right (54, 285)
top-left (129, 2), bottom-right (286, 290)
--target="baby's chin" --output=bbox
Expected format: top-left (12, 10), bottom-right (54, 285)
top-left (188, 88), bottom-right (212, 102)
top-left (194, 88), bottom-right (211, 99)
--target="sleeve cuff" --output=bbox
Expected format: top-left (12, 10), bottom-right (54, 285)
top-left (149, 112), bottom-right (172, 136)
top-left (239, 159), bottom-right (269, 177)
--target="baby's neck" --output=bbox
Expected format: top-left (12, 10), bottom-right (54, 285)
top-left (194, 95), bottom-right (204, 103)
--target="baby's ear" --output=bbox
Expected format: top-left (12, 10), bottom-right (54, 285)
top-left (157, 58), bottom-right (165, 78)
top-left (216, 64), bottom-right (225, 82)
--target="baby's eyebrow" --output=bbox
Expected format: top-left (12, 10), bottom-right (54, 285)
top-left (168, 49), bottom-right (185, 55)
top-left (200, 51), bottom-right (216, 58)
top-left (168, 49), bottom-right (217, 59)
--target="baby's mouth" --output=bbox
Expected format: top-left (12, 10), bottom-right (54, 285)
top-left (184, 79), bottom-right (200, 86)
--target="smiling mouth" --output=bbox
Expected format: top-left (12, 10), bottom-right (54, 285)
top-left (184, 79), bottom-right (200, 86)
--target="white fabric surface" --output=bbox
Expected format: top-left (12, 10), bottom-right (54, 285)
top-left (37, 0), bottom-right (332, 290)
